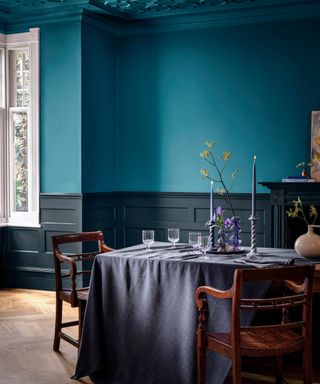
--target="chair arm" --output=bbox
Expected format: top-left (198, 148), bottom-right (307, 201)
top-left (101, 243), bottom-right (113, 253)
top-left (55, 250), bottom-right (77, 279)
top-left (195, 285), bottom-right (233, 309)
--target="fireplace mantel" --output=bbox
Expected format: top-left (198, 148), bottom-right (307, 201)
top-left (260, 181), bottom-right (320, 248)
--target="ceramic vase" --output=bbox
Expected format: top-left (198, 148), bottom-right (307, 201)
top-left (294, 224), bottom-right (320, 259)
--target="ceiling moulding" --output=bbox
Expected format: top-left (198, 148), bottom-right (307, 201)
top-left (113, 0), bottom-right (320, 34)
top-left (84, 0), bottom-right (320, 35)
top-left (90, 0), bottom-right (258, 20)
top-left (0, 0), bottom-right (88, 31)
top-left (1, 0), bottom-right (320, 32)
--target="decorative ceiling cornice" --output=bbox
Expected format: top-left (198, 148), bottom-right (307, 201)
top-left (1, 0), bottom-right (320, 33)
top-left (89, 0), bottom-right (255, 20)
top-left (0, 0), bottom-right (88, 31)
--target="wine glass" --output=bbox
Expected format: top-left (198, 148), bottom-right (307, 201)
top-left (199, 235), bottom-right (210, 257)
top-left (189, 232), bottom-right (201, 251)
top-left (142, 230), bottom-right (154, 251)
top-left (168, 228), bottom-right (180, 247)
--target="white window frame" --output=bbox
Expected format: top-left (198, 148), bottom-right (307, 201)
top-left (0, 40), bottom-right (6, 224)
top-left (0, 28), bottom-right (40, 228)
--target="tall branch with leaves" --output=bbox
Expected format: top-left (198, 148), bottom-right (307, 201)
top-left (200, 140), bottom-right (238, 217)
top-left (287, 197), bottom-right (318, 226)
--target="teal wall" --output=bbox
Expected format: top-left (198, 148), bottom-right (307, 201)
top-left (118, 18), bottom-right (320, 193)
top-left (7, 14), bottom-right (320, 194)
top-left (81, 21), bottom-right (117, 192)
top-left (40, 22), bottom-right (82, 192)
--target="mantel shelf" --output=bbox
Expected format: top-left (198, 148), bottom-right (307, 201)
top-left (260, 181), bottom-right (320, 189)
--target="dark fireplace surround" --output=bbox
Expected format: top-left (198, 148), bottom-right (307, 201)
top-left (260, 182), bottom-right (320, 248)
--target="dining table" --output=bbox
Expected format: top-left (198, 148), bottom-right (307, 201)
top-left (73, 242), bottom-right (317, 384)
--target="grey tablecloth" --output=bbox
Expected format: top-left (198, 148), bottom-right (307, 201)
top-left (73, 243), bottom-right (312, 384)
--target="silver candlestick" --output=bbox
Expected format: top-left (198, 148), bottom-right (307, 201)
top-left (247, 215), bottom-right (262, 257)
top-left (206, 222), bottom-right (216, 254)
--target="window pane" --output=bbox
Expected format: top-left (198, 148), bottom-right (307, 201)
top-left (13, 111), bottom-right (28, 212)
top-left (0, 49), bottom-right (3, 107)
top-left (24, 92), bottom-right (30, 107)
top-left (24, 54), bottom-right (30, 71)
top-left (16, 53), bottom-right (23, 72)
top-left (12, 51), bottom-right (30, 108)
top-left (17, 92), bottom-right (23, 107)
top-left (16, 75), bottom-right (23, 90)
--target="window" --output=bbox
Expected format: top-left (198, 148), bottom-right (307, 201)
top-left (0, 28), bottom-right (39, 227)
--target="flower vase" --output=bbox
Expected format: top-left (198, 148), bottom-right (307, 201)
top-left (295, 224), bottom-right (320, 259)
top-left (229, 216), bottom-right (242, 251)
top-left (217, 227), bottom-right (228, 252)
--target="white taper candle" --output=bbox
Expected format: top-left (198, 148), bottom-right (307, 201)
top-left (252, 155), bottom-right (256, 217)
top-left (210, 180), bottom-right (213, 221)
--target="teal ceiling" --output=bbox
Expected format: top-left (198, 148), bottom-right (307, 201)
top-left (0, 0), bottom-right (319, 23)
top-left (91, 0), bottom-right (255, 19)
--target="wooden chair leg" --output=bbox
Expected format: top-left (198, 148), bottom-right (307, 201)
top-left (275, 355), bottom-right (283, 384)
top-left (196, 332), bottom-right (206, 384)
top-left (302, 344), bottom-right (313, 384)
top-left (78, 300), bottom-right (86, 347)
top-left (53, 298), bottom-right (62, 351)
top-left (232, 356), bottom-right (242, 384)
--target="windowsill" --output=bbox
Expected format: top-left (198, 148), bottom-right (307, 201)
top-left (0, 222), bottom-right (41, 228)
top-left (7, 222), bottom-right (41, 228)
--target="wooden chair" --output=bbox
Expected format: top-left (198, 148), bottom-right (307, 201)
top-left (195, 265), bottom-right (315, 384)
top-left (51, 231), bottom-right (113, 351)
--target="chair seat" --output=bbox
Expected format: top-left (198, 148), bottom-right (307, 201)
top-left (208, 328), bottom-right (305, 357)
top-left (59, 288), bottom-right (89, 305)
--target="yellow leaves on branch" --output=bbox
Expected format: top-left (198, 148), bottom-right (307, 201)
top-left (286, 196), bottom-right (318, 225)
top-left (200, 150), bottom-right (210, 158)
top-left (200, 168), bottom-right (209, 177)
top-left (220, 151), bottom-right (231, 161)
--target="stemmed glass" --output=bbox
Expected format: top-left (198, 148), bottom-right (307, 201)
top-left (168, 228), bottom-right (180, 247)
top-left (189, 232), bottom-right (202, 251)
top-left (142, 230), bottom-right (154, 251)
top-left (199, 235), bottom-right (210, 258)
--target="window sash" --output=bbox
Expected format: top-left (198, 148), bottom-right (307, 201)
top-left (0, 107), bottom-right (6, 223)
top-left (0, 29), bottom-right (39, 227)
top-left (0, 47), bottom-right (5, 222)
top-left (9, 107), bottom-right (30, 214)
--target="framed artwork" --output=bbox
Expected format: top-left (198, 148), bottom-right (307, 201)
top-left (311, 111), bottom-right (320, 181)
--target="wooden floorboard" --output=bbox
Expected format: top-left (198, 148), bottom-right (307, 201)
top-left (0, 288), bottom-right (319, 384)
top-left (0, 289), bottom-right (91, 384)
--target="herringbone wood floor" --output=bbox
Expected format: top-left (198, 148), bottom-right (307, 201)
top-left (0, 289), bottom-right (91, 384)
top-left (0, 289), bottom-right (319, 384)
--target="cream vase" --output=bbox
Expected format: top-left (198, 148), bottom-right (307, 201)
top-left (294, 224), bottom-right (320, 259)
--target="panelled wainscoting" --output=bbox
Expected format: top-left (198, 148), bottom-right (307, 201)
top-left (0, 192), bottom-right (271, 290)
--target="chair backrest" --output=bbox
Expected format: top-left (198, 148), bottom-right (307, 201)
top-left (51, 231), bottom-right (112, 306)
top-left (231, 265), bottom-right (315, 352)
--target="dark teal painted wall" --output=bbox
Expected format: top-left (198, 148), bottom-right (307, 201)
top-left (40, 22), bottom-right (82, 193)
top-left (81, 21), bottom-right (117, 192)
top-left (118, 18), bottom-right (320, 193)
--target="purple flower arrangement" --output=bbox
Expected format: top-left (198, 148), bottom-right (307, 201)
top-left (209, 206), bottom-right (241, 252)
